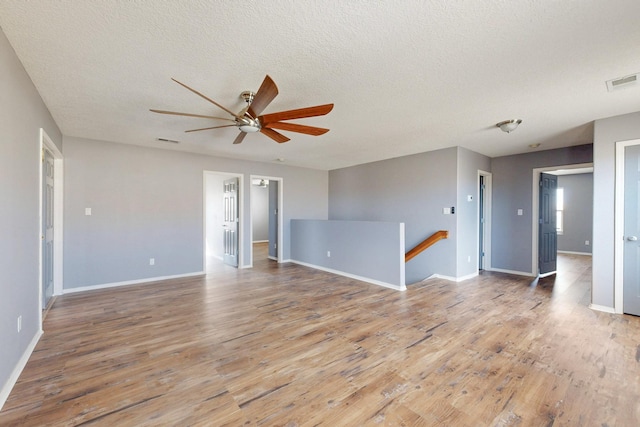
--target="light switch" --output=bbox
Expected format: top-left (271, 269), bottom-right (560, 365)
top-left (443, 207), bottom-right (451, 215)
top-left (517, 209), bottom-right (523, 216)
top-left (85, 208), bottom-right (92, 216)
top-left (467, 195), bottom-right (473, 202)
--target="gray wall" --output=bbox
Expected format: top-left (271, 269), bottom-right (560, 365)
top-left (490, 145), bottom-right (593, 274)
top-left (291, 220), bottom-right (405, 288)
top-left (330, 147), bottom-right (459, 283)
top-left (0, 29), bottom-right (62, 403)
top-left (557, 173), bottom-right (593, 254)
top-left (251, 184), bottom-right (269, 241)
top-left (63, 136), bottom-right (328, 289)
top-left (457, 147), bottom-right (492, 277)
top-left (593, 111), bottom-right (640, 309)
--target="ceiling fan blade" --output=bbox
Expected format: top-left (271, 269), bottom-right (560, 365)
top-left (265, 122), bottom-right (329, 136)
top-left (260, 104), bottom-right (334, 125)
top-left (171, 78), bottom-right (242, 120)
top-left (247, 75), bottom-right (278, 118)
top-left (185, 124), bottom-right (237, 133)
top-left (260, 128), bottom-right (290, 144)
top-left (233, 132), bottom-right (248, 145)
top-left (150, 109), bottom-right (235, 122)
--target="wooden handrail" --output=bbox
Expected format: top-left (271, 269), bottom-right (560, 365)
top-left (405, 230), bottom-right (448, 262)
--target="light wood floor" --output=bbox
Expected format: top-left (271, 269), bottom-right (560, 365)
top-left (2, 247), bottom-right (639, 426)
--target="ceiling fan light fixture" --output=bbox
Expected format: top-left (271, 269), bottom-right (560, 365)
top-left (238, 117), bottom-right (261, 133)
top-left (239, 124), bottom-right (261, 133)
top-left (496, 119), bottom-right (522, 133)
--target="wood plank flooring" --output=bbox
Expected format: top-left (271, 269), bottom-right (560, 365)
top-left (1, 247), bottom-right (639, 426)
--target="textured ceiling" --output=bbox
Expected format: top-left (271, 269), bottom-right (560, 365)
top-left (1, 0), bottom-right (639, 170)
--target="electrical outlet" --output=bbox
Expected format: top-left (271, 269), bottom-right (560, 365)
top-left (585, 240), bottom-right (590, 246)
top-left (149, 258), bottom-right (155, 265)
top-left (17, 315), bottom-right (22, 333)
top-left (327, 251), bottom-right (331, 257)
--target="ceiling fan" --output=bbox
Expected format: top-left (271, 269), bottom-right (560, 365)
top-left (150, 75), bottom-right (333, 145)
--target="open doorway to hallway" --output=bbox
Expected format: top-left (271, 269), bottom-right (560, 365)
top-left (532, 165), bottom-right (593, 301)
top-left (250, 175), bottom-right (283, 266)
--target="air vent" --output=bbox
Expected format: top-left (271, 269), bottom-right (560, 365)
top-left (606, 73), bottom-right (639, 92)
top-left (156, 138), bottom-right (180, 144)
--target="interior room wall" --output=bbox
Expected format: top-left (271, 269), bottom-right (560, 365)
top-left (0, 28), bottom-right (62, 406)
top-left (557, 173), bottom-right (593, 254)
top-left (251, 183), bottom-right (269, 242)
top-left (329, 147), bottom-right (458, 283)
top-left (593, 111), bottom-right (640, 309)
top-left (63, 136), bottom-right (328, 290)
top-left (489, 144), bottom-right (593, 275)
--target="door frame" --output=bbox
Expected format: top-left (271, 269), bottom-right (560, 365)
top-left (614, 139), bottom-right (640, 314)
top-left (477, 170), bottom-right (492, 271)
top-left (249, 175), bottom-right (283, 266)
top-left (203, 171), bottom-right (244, 269)
top-left (38, 129), bottom-right (64, 317)
top-left (531, 163), bottom-right (593, 276)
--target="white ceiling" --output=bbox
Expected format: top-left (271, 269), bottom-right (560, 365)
top-left (1, 1), bottom-right (639, 170)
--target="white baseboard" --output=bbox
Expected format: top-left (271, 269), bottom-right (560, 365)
top-left (62, 271), bottom-right (205, 294)
top-left (421, 272), bottom-right (479, 283)
top-left (0, 329), bottom-right (43, 411)
top-left (252, 240), bottom-right (268, 243)
top-left (589, 304), bottom-right (616, 314)
top-left (558, 250), bottom-right (592, 256)
top-left (268, 256), bottom-right (278, 261)
top-left (289, 259), bottom-right (406, 291)
top-left (485, 267), bottom-right (536, 277)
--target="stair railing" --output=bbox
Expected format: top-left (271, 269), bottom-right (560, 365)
top-left (405, 230), bottom-right (448, 262)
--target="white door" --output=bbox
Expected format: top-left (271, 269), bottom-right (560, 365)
top-left (42, 148), bottom-right (54, 308)
top-left (623, 145), bottom-right (640, 315)
top-left (223, 177), bottom-right (239, 267)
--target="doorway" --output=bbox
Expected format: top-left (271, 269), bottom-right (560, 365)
top-left (39, 129), bottom-right (63, 317)
top-left (250, 175), bottom-right (283, 266)
top-left (614, 138), bottom-right (640, 315)
top-left (532, 163), bottom-right (593, 276)
top-left (477, 171), bottom-right (492, 271)
top-left (204, 171), bottom-right (243, 271)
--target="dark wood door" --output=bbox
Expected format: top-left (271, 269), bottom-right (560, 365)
top-left (539, 172), bottom-right (557, 275)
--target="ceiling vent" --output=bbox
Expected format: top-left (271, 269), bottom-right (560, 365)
top-left (606, 73), bottom-right (639, 92)
top-left (156, 137), bottom-right (180, 144)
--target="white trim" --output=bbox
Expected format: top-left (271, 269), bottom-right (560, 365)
top-left (614, 139), bottom-right (640, 314)
top-left (0, 330), bottom-right (42, 410)
top-left (532, 163), bottom-right (593, 276)
top-left (249, 175), bottom-right (284, 266)
top-left (268, 256), bottom-right (278, 261)
top-left (557, 250), bottom-right (592, 256)
top-left (62, 271), bottom-right (204, 294)
top-left (252, 240), bottom-right (268, 243)
top-left (539, 271), bottom-right (556, 278)
top-left (485, 267), bottom-right (537, 277)
top-left (477, 170), bottom-right (492, 271)
top-left (589, 303), bottom-right (616, 314)
top-left (289, 259), bottom-right (406, 291)
top-left (203, 171), bottom-right (244, 270)
top-left (421, 272), bottom-right (479, 283)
